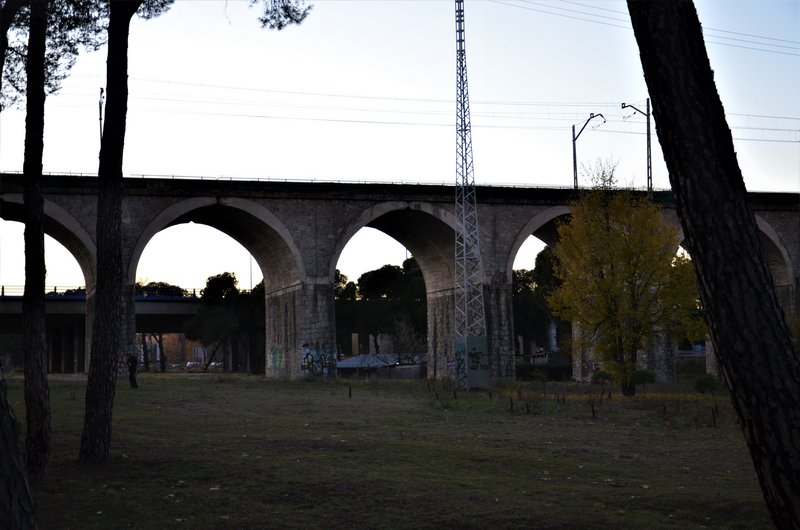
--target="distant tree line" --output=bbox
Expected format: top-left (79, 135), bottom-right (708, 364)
top-left (335, 257), bottom-right (426, 359)
top-left (182, 272), bottom-right (265, 374)
top-left (512, 246), bottom-right (570, 356)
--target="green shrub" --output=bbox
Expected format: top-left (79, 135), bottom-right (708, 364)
top-left (694, 373), bottom-right (719, 395)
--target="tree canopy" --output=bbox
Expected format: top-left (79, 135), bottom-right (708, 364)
top-left (548, 177), bottom-right (703, 394)
top-left (184, 273), bottom-right (265, 373)
top-left (357, 264), bottom-right (405, 301)
top-left (135, 280), bottom-right (187, 298)
top-left (513, 246), bottom-right (564, 352)
top-left (335, 258), bottom-right (426, 357)
top-left (0, 0), bottom-right (308, 109)
top-left (255, 0), bottom-right (311, 30)
top-left (1, 0), bottom-right (106, 110)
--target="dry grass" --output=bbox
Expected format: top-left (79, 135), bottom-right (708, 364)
top-left (5, 374), bottom-right (771, 529)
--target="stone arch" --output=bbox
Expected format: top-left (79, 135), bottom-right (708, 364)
top-left (0, 193), bottom-right (96, 287)
top-left (755, 215), bottom-right (795, 313)
top-left (755, 215), bottom-right (794, 287)
top-left (128, 197), bottom-right (305, 292)
top-left (126, 197), bottom-right (308, 376)
top-left (506, 205), bottom-right (572, 280)
top-left (331, 201), bottom-right (460, 293)
top-left (673, 215), bottom-right (794, 308)
top-left (331, 201), bottom-right (462, 379)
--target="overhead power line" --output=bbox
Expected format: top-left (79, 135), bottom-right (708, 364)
top-left (47, 82), bottom-right (800, 144)
top-left (53, 77), bottom-right (800, 127)
top-left (490, 0), bottom-right (800, 56)
top-left (54, 79), bottom-right (800, 125)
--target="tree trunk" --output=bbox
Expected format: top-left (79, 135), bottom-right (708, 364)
top-left (154, 333), bottom-right (166, 373)
top-left (79, 0), bottom-right (142, 466)
top-left (22, 0), bottom-right (51, 485)
top-left (0, 373), bottom-right (36, 529)
top-left (140, 334), bottom-right (149, 372)
top-left (627, 2), bottom-right (800, 527)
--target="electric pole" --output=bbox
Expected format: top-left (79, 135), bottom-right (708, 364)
top-left (621, 98), bottom-right (652, 193)
top-left (572, 112), bottom-right (605, 189)
top-left (454, 0), bottom-right (488, 389)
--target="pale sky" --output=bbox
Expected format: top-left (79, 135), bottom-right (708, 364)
top-left (0, 0), bottom-right (798, 291)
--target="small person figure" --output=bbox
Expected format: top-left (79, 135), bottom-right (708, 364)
top-left (127, 354), bottom-right (139, 389)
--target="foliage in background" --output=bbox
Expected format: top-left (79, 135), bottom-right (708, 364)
top-left (694, 373), bottom-right (720, 397)
top-left (183, 273), bottom-right (264, 373)
top-left (514, 246), bottom-right (571, 355)
top-left (135, 280), bottom-right (187, 298)
top-left (335, 258), bottom-right (426, 357)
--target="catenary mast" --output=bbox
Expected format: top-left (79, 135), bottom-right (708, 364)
top-left (453, 0), bottom-right (489, 389)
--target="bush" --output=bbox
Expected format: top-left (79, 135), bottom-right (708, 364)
top-left (694, 373), bottom-right (719, 395)
top-left (631, 370), bottom-right (656, 386)
top-left (591, 370), bottom-right (613, 385)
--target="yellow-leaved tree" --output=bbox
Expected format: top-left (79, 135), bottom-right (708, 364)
top-left (548, 165), bottom-right (704, 395)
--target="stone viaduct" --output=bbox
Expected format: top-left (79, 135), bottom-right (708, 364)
top-left (1, 173), bottom-right (797, 381)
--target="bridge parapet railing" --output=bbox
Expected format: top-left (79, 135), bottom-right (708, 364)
top-left (0, 285), bottom-right (86, 298)
top-left (0, 285), bottom-right (250, 300)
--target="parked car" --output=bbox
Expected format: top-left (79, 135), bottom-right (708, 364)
top-left (185, 361), bottom-right (200, 371)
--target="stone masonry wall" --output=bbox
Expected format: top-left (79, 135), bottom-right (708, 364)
top-left (427, 291), bottom-right (454, 379)
top-left (265, 281), bottom-right (336, 379)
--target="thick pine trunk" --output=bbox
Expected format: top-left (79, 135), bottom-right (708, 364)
top-left (79, 1), bottom-right (142, 466)
top-left (627, 2), bottom-right (800, 527)
top-left (0, 374), bottom-right (36, 529)
top-left (22, 0), bottom-right (51, 485)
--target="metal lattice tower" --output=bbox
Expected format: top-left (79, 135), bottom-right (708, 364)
top-left (454, 0), bottom-right (486, 344)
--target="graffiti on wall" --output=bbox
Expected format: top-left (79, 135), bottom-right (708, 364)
top-left (455, 336), bottom-right (489, 389)
top-left (268, 346), bottom-right (284, 371)
top-left (300, 343), bottom-right (337, 376)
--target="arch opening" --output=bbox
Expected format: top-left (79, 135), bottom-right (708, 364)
top-left (0, 216), bottom-right (91, 374)
top-left (0, 218), bottom-right (86, 292)
top-left (508, 208), bottom-right (572, 373)
top-left (0, 197), bottom-right (95, 288)
top-left (131, 201), bottom-right (303, 294)
top-left (129, 200), bottom-right (305, 376)
top-left (332, 203), bottom-right (458, 379)
top-left (136, 223), bottom-right (263, 293)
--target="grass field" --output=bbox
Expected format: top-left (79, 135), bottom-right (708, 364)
top-left (5, 374), bottom-right (772, 529)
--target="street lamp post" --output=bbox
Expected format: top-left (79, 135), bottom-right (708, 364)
top-left (572, 113), bottom-right (606, 189)
top-left (621, 98), bottom-right (652, 193)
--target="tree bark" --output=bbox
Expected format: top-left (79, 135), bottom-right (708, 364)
top-left (627, 2), bottom-right (800, 527)
top-left (0, 373), bottom-right (36, 530)
top-left (79, 0), bottom-right (142, 466)
top-left (22, 0), bottom-right (51, 485)
top-left (155, 333), bottom-right (166, 373)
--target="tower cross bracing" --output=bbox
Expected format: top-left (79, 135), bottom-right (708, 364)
top-left (454, 0), bottom-right (488, 388)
